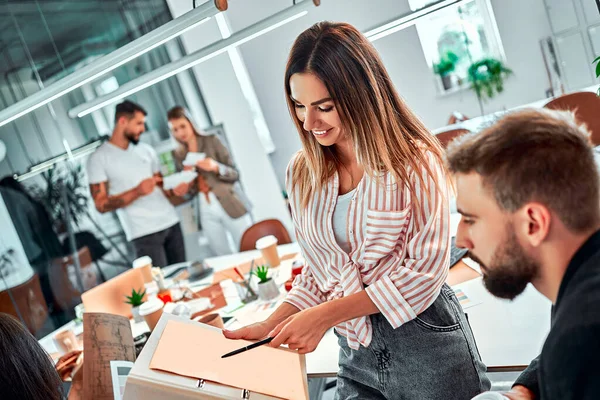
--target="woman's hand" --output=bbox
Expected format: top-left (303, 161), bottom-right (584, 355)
top-left (268, 307), bottom-right (331, 354)
top-left (196, 157), bottom-right (219, 173)
top-left (172, 181), bottom-right (191, 197)
top-left (222, 320), bottom-right (275, 341)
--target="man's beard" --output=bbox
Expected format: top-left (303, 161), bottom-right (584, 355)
top-left (125, 131), bottom-right (140, 145)
top-left (468, 226), bottom-right (539, 300)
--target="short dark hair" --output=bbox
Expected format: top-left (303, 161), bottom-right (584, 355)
top-left (114, 100), bottom-right (147, 123)
top-left (447, 108), bottom-right (600, 233)
top-left (0, 313), bottom-right (64, 399)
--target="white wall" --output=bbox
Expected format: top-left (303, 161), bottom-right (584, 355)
top-left (217, 0), bottom-right (554, 187)
top-left (166, 0), bottom-right (293, 234)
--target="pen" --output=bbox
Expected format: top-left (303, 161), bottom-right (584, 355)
top-left (221, 337), bottom-right (274, 358)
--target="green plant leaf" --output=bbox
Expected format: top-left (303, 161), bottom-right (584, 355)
top-left (594, 56), bottom-right (600, 78)
top-left (252, 265), bottom-right (270, 283)
top-left (468, 58), bottom-right (512, 101)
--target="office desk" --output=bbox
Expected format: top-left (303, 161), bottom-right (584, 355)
top-left (40, 240), bottom-right (550, 378)
top-left (202, 245), bottom-right (550, 376)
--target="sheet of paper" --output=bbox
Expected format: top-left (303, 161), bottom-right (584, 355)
top-left (149, 320), bottom-right (308, 400)
top-left (453, 287), bottom-right (483, 310)
top-left (212, 253), bottom-right (299, 284)
top-left (110, 360), bottom-right (135, 400)
top-left (162, 171), bottom-right (198, 190)
top-left (83, 313), bottom-right (136, 400)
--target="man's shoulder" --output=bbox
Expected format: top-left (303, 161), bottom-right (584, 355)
top-left (87, 143), bottom-right (110, 164)
top-left (134, 142), bottom-right (158, 157)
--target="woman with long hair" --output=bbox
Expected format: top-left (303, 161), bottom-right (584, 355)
top-left (0, 313), bottom-right (64, 399)
top-left (167, 107), bottom-right (252, 256)
top-left (225, 22), bottom-right (490, 399)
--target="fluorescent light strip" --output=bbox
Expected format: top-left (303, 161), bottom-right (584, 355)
top-left (16, 141), bottom-right (104, 181)
top-left (0, 2), bottom-right (217, 128)
top-left (74, 10), bottom-right (308, 118)
top-left (365, 0), bottom-right (463, 42)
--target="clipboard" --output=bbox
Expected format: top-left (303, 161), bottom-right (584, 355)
top-left (123, 314), bottom-right (296, 399)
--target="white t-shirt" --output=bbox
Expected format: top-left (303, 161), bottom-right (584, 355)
top-left (332, 188), bottom-right (357, 253)
top-left (86, 142), bottom-right (179, 241)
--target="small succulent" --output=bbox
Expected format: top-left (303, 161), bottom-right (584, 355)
top-left (124, 288), bottom-right (146, 307)
top-left (252, 265), bottom-right (270, 284)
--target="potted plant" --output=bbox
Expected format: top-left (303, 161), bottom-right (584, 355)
top-left (125, 287), bottom-right (146, 323)
top-left (30, 163), bottom-right (90, 232)
top-left (433, 51), bottom-right (459, 91)
top-left (253, 265), bottom-right (279, 301)
top-left (467, 58), bottom-right (513, 101)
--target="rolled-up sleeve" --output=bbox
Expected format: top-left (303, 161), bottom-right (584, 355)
top-left (365, 151), bottom-right (451, 328)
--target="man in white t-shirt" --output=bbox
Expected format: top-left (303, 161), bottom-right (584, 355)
top-left (86, 100), bottom-right (192, 267)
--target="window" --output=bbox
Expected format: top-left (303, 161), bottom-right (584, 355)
top-left (409, 0), bottom-right (505, 94)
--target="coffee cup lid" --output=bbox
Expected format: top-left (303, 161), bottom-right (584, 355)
top-left (138, 298), bottom-right (163, 316)
top-left (133, 256), bottom-right (152, 269)
top-left (256, 235), bottom-right (278, 250)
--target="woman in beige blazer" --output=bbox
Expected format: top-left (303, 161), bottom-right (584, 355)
top-left (167, 106), bottom-right (252, 256)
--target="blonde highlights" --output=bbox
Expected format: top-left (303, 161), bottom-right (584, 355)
top-left (285, 22), bottom-right (447, 209)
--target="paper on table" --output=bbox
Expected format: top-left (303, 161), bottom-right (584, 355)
top-left (211, 253), bottom-right (299, 284)
top-left (83, 313), bottom-right (136, 400)
top-left (110, 360), bottom-right (135, 400)
top-left (149, 320), bottom-right (308, 400)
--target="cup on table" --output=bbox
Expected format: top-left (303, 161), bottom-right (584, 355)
top-left (256, 235), bottom-right (280, 267)
top-left (133, 256), bottom-right (154, 284)
top-left (195, 313), bottom-right (224, 329)
top-left (233, 280), bottom-right (258, 303)
top-left (53, 329), bottom-right (79, 354)
top-left (138, 297), bottom-right (164, 331)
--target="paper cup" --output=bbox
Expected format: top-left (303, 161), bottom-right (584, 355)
top-left (255, 235), bottom-right (280, 267)
top-left (138, 298), bottom-right (164, 331)
top-left (53, 329), bottom-right (79, 354)
top-left (195, 313), bottom-right (224, 329)
top-left (133, 256), bottom-right (153, 283)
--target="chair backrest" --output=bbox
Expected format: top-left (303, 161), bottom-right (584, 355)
top-left (81, 267), bottom-right (145, 319)
top-left (49, 246), bottom-right (98, 312)
top-left (435, 128), bottom-right (471, 149)
top-left (0, 273), bottom-right (48, 335)
top-left (239, 219), bottom-right (292, 252)
top-left (544, 91), bottom-right (600, 145)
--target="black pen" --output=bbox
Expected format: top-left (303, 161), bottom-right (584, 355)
top-left (221, 337), bottom-right (274, 358)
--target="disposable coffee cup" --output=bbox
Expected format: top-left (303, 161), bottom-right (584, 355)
top-left (256, 235), bottom-right (280, 267)
top-left (133, 256), bottom-right (153, 284)
top-left (53, 329), bottom-right (79, 354)
top-left (138, 298), bottom-right (164, 331)
top-left (195, 313), bottom-right (224, 329)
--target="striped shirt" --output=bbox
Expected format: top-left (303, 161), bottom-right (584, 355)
top-left (284, 150), bottom-right (450, 350)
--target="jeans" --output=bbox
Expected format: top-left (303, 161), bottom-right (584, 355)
top-left (335, 284), bottom-right (491, 400)
top-left (131, 223), bottom-right (185, 267)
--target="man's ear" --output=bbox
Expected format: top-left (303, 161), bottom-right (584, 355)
top-left (517, 202), bottom-right (551, 247)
